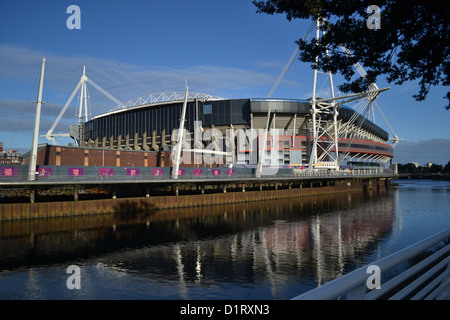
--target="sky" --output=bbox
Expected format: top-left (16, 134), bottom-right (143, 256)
top-left (0, 0), bottom-right (449, 165)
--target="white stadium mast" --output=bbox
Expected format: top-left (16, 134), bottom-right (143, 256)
top-left (28, 57), bottom-right (46, 181)
top-left (267, 19), bottom-right (398, 171)
top-left (44, 67), bottom-right (123, 146)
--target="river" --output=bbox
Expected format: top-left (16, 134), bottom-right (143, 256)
top-left (0, 179), bottom-right (449, 300)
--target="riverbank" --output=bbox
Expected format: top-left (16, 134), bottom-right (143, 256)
top-left (397, 173), bottom-right (450, 181)
top-left (0, 177), bottom-right (391, 221)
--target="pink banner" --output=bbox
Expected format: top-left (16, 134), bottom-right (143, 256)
top-left (99, 168), bottom-right (114, 177)
top-left (152, 168), bottom-right (164, 177)
top-left (126, 168), bottom-right (140, 176)
top-left (193, 169), bottom-right (203, 176)
top-left (38, 167), bottom-right (52, 177)
top-left (68, 168), bottom-right (84, 176)
top-left (0, 167), bottom-right (18, 177)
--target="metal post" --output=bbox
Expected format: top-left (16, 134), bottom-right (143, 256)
top-left (78, 81), bottom-right (84, 146)
top-left (28, 57), bottom-right (46, 181)
top-left (172, 84), bottom-right (189, 179)
top-left (326, 39), bottom-right (339, 170)
top-left (83, 67), bottom-right (88, 122)
top-left (256, 107), bottom-right (271, 178)
top-left (308, 19), bottom-right (320, 172)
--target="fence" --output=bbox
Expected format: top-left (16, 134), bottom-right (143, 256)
top-left (0, 165), bottom-right (395, 184)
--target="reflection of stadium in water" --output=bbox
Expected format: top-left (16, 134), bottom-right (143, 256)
top-left (0, 189), bottom-right (395, 298)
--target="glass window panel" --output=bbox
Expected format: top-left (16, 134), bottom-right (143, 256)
top-left (204, 104), bottom-right (212, 115)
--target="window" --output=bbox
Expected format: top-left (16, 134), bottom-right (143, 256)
top-left (203, 104), bottom-right (212, 115)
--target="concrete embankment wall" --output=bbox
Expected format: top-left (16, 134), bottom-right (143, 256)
top-left (0, 178), bottom-right (390, 221)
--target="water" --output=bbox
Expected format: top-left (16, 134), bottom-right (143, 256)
top-left (0, 179), bottom-right (449, 300)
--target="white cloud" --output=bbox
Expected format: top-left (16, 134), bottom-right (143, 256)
top-left (0, 43), bottom-right (284, 148)
top-left (0, 44), bottom-right (277, 103)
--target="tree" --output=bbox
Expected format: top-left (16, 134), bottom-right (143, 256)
top-left (253, 0), bottom-right (450, 109)
top-left (429, 164), bottom-right (443, 173)
top-left (444, 161), bottom-right (450, 173)
top-left (398, 162), bottom-right (420, 174)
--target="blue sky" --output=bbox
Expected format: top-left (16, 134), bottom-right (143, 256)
top-left (0, 0), bottom-right (449, 165)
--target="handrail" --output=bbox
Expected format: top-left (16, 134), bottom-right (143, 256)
top-left (0, 165), bottom-right (395, 184)
top-left (291, 228), bottom-right (450, 300)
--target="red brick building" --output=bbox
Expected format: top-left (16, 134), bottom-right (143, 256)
top-left (22, 144), bottom-right (216, 168)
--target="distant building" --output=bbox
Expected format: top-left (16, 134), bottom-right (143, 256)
top-left (412, 162), bottom-right (419, 168)
top-left (0, 142), bottom-right (22, 165)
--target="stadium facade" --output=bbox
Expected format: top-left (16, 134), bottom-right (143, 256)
top-left (72, 93), bottom-right (393, 169)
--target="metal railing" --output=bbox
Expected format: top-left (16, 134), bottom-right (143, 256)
top-left (0, 165), bottom-right (395, 184)
top-left (292, 168), bottom-right (393, 177)
top-left (291, 228), bottom-right (450, 300)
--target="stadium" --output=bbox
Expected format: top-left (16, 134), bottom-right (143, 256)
top-left (65, 91), bottom-right (393, 171)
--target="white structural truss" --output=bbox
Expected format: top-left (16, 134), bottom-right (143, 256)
top-left (308, 19), bottom-right (340, 170)
top-left (309, 87), bottom-right (389, 169)
top-left (308, 19), bottom-right (390, 170)
top-left (109, 92), bottom-right (225, 113)
top-left (268, 19), bottom-right (398, 171)
top-left (44, 67), bottom-right (123, 145)
top-left (339, 45), bottom-right (401, 147)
